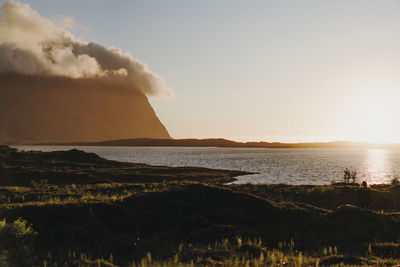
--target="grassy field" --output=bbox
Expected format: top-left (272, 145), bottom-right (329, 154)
top-left (2, 145), bottom-right (400, 266)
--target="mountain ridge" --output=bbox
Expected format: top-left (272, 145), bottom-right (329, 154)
top-left (31, 137), bottom-right (400, 149)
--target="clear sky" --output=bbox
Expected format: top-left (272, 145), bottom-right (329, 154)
top-left (5, 0), bottom-right (400, 143)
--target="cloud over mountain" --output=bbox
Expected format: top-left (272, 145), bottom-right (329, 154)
top-left (0, 1), bottom-right (171, 144)
top-left (0, 1), bottom-right (172, 97)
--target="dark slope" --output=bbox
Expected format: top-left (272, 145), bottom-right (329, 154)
top-left (2, 147), bottom-right (400, 265)
top-left (0, 73), bottom-right (170, 144)
top-left (0, 146), bottom-right (248, 186)
top-left (3, 184), bottom-right (400, 264)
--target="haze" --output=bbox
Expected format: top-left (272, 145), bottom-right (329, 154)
top-left (4, 0), bottom-right (400, 143)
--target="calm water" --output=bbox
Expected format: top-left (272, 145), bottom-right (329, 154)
top-left (15, 146), bottom-right (400, 185)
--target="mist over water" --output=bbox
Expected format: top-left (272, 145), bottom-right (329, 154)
top-left (15, 146), bottom-right (400, 185)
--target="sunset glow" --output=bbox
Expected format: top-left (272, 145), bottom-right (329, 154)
top-left (3, 2), bottom-right (400, 264)
top-left (2, 0), bottom-right (400, 144)
top-left (344, 89), bottom-right (397, 144)
top-left (365, 149), bottom-right (389, 184)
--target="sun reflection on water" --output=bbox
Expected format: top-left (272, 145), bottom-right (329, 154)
top-left (365, 149), bottom-right (388, 184)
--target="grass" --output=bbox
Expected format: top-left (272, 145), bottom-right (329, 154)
top-left (32, 238), bottom-right (400, 266)
top-left (228, 183), bottom-right (400, 212)
top-left (2, 145), bottom-right (400, 266)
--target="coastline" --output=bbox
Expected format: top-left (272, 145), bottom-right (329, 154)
top-left (14, 144), bottom-right (400, 186)
top-left (2, 146), bottom-right (400, 266)
top-left (11, 137), bottom-right (400, 149)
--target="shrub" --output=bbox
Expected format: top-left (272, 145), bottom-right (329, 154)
top-left (31, 179), bottom-right (50, 200)
top-left (0, 218), bottom-right (37, 266)
top-left (343, 168), bottom-right (357, 183)
top-left (391, 178), bottom-right (400, 186)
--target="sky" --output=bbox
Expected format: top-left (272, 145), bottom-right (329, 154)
top-left (3, 0), bottom-right (400, 143)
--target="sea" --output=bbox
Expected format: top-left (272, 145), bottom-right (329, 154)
top-left (14, 146), bottom-right (400, 185)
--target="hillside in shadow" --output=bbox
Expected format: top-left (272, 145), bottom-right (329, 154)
top-left (0, 74), bottom-right (170, 144)
top-left (2, 146), bottom-right (400, 266)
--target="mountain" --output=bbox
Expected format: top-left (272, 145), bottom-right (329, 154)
top-left (0, 74), bottom-right (171, 144)
top-left (47, 138), bottom-right (400, 149)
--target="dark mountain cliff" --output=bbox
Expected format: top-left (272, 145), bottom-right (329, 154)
top-left (0, 74), bottom-right (170, 144)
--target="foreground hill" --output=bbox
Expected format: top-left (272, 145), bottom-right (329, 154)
top-left (0, 145), bottom-right (246, 187)
top-left (5, 183), bottom-right (400, 266)
top-left (2, 146), bottom-right (400, 266)
top-left (0, 74), bottom-right (170, 144)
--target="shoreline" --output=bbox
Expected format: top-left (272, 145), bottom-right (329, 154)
top-left (8, 137), bottom-right (400, 149)
top-left (13, 144), bottom-right (399, 186)
top-left (3, 146), bottom-right (400, 266)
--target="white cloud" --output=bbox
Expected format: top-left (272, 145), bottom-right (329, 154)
top-left (0, 1), bottom-right (172, 97)
top-left (53, 15), bottom-right (75, 30)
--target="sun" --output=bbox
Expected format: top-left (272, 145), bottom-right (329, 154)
top-left (346, 90), bottom-right (397, 144)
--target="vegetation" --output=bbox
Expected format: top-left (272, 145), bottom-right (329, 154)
top-left (342, 167), bottom-right (358, 184)
top-left (0, 218), bottom-right (37, 266)
top-left (2, 146), bottom-right (400, 266)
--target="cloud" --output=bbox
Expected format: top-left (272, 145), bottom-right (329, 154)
top-left (53, 15), bottom-right (90, 33)
top-left (0, 1), bottom-right (172, 97)
top-left (53, 15), bottom-right (75, 30)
